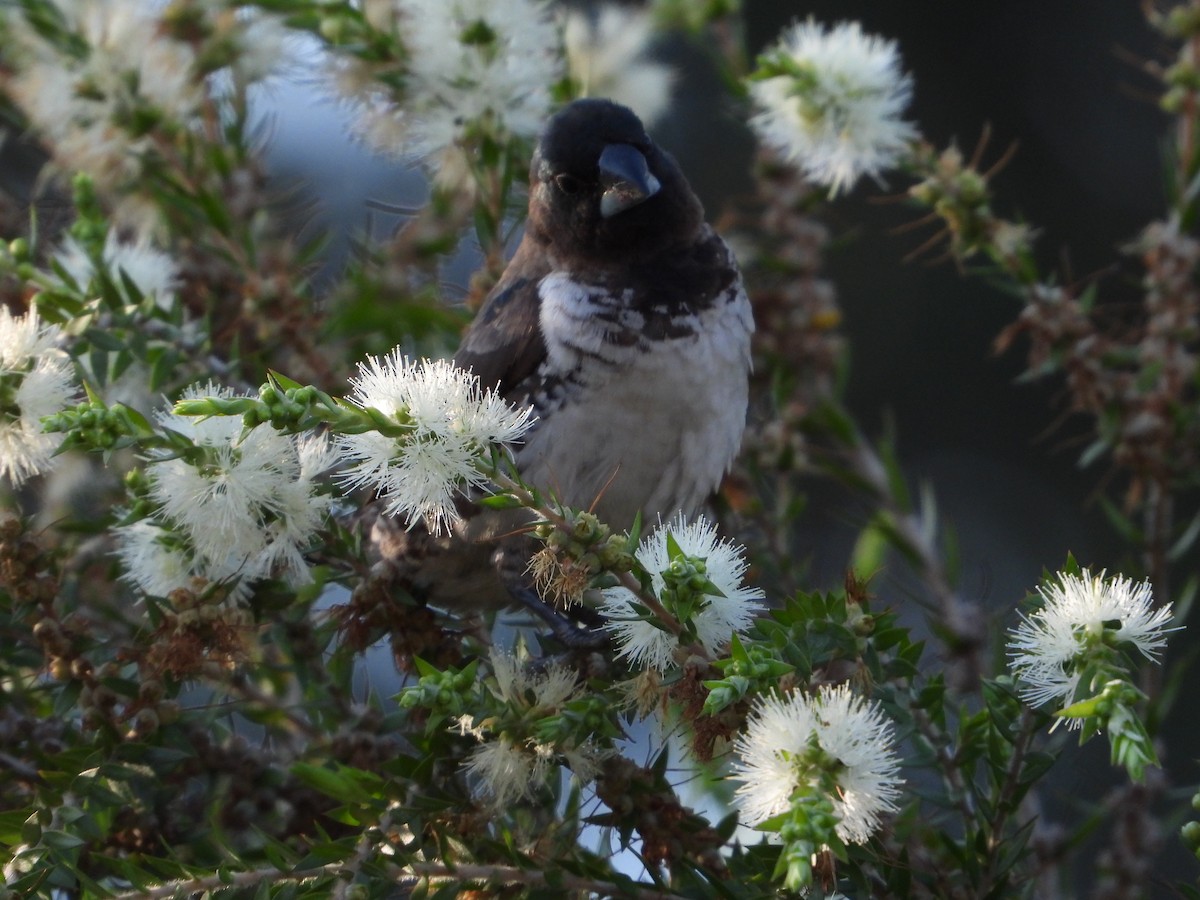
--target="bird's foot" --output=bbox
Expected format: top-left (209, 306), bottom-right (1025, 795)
top-left (507, 585), bottom-right (609, 650)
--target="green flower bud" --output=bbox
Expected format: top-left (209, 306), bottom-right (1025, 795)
top-left (7, 238), bottom-right (30, 262)
top-left (1182, 820), bottom-right (1200, 852)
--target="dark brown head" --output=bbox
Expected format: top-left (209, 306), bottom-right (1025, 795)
top-left (525, 98), bottom-right (703, 267)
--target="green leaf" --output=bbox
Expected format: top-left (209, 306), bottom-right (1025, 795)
top-left (664, 529), bottom-right (684, 562)
top-left (82, 326), bottom-right (127, 352)
top-left (850, 517), bottom-right (888, 582)
top-left (295, 840), bottom-right (355, 870)
top-left (478, 493), bottom-right (524, 510)
top-left (1169, 507), bottom-right (1200, 561)
top-left (41, 830), bottom-right (86, 851)
top-left (269, 369), bottom-right (304, 391)
top-left (290, 763), bottom-right (361, 803)
top-left (628, 508), bottom-right (643, 545)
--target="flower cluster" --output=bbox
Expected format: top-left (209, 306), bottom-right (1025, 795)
top-left (1007, 568), bottom-right (1179, 780)
top-left (335, 352), bottom-right (535, 533)
top-left (56, 229), bottom-right (180, 311)
top-left (332, 0), bottom-right (564, 161)
top-left (119, 383), bottom-right (336, 598)
top-left (0, 307), bottom-right (77, 487)
top-left (747, 19), bottom-right (917, 195)
top-left (1, 0), bottom-right (294, 230)
top-left (458, 650), bottom-right (608, 807)
top-left (563, 4), bottom-right (674, 129)
top-left (731, 683), bottom-right (902, 890)
top-left (600, 515), bottom-right (765, 671)
top-left (1007, 570), bottom-right (1176, 713)
top-left (732, 684), bottom-right (902, 840)
top-left (3, 2), bottom-right (204, 194)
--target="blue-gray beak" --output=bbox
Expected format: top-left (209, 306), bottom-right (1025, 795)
top-left (598, 143), bottom-right (661, 218)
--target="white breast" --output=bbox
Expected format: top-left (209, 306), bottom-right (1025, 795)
top-left (517, 269), bottom-right (753, 528)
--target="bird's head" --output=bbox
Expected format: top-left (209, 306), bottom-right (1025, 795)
top-left (526, 98), bottom-right (703, 267)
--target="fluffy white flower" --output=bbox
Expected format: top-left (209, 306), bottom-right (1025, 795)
top-left (564, 5), bottom-right (674, 128)
top-left (460, 650), bottom-right (605, 806)
top-left (748, 19), bottom-right (917, 195)
top-left (56, 232), bottom-right (180, 310)
top-left (463, 735), bottom-right (552, 808)
top-left (1007, 570), bottom-right (1177, 711)
top-left (490, 649), bottom-right (580, 710)
top-left (150, 387), bottom-right (294, 561)
top-left (732, 684), bottom-right (902, 845)
top-left (335, 0), bottom-right (564, 159)
top-left (5, 1), bottom-right (204, 193)
top-left (600, 514), bottom-right (765, 671)
top-left (334, 352), bottom-right (534, 534)
top-left (114, 519), bottom-right (259, 602)
top-left (0, 308), bottom-right (76, 486)
top-left (253, 434), bottom-right (339, 585)
top-left (224, 9), bottom-right (299, 85)
top-left (144, 384), bottom-right (332, 588)
top-left (114, 520), bottom-right (200, 598)
top-left (4, 1), bottom-right (295, 232)
top-left (0, 306), bottom-right (62, 370)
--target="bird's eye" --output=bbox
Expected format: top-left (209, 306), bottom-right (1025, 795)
top-left (554, 173), bottom-right (584, 195)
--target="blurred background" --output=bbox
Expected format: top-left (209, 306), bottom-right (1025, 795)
top-left (784, 0), bottom-right (1165, 595)
top-left (749, 5), bottom-right (1199, 887)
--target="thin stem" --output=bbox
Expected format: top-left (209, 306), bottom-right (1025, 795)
top-left (333, 810), bottom-right (394, 900)
top-left (979, 707), bottom-right (1039, 895)
top-left (1140, 477), bottom-right (1171, 703)
top-left (1142, 476), bottom-right (1173, 608)
top-left (910, 704), bottom-right (977, 831)
top-left (109, 867), bottom-right (328, 899)
top-left (1179, 34), bottom-right (1200, 189)
top-left (487, 467), bottom-right (685, 636)
top-left (221, 670), bottom-right (322, 742)
top-left (406, 862), bottom-right (690, 899)
top-left (841, 431), bottom-right (984, 690)
top-left (109, 860), bottom-right (691, 900)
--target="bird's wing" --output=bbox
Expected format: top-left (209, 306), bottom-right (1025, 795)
top-left (453, 241), bottom-right (549, 399)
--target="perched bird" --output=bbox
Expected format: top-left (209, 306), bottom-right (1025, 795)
top-left (370, 98), bottom-right (753, 619)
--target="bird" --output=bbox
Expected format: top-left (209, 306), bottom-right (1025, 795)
top-left (366, 98), bottom-right (753, 627)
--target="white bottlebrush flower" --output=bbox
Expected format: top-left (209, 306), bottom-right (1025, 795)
top-left (600, 514), bottom-right (765, 671)
top-left (222, 8), bottom-right (299, 86)
top-left (1007, 570), bottom-right (1177, 711)
top-left (115, 520), bottom-right (191, 598)
top-left (490, 649), bottom-right (580, 710)
top-left (114, 518), bottom-right (259, 602)
top-left (334, 352), bottom-right (534, 534)
top-left (748, 19), bottom-right (917, 196)
top-left (461, 650), bottom-right (605, 806)
top-left (251, 433), bottom-right (339, 585)
top-left (202, 7), bottom-right (305, 104)
top-left (564, 5), bottom-right (674, 128)
top-left (5, 2), bottom-right (293, 233)
top-left (463, 735), bottom-right (553, 808)
top-left (0, 308), bottom-right (77, 487)
top-left (56, 232), bottom-right (180, 310)
top-left (145, 384), bottom-right (332, 587)
top-left (732, 684), bottom-right (903, 845)
top-left (334, 0), bottom-right (564, 159)
top-left (5, 1), bottom-right (204, 194)
top-left (115, 519), bottom-right (201, 598)
top-left (150, 385), bottom-right (295, 563)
